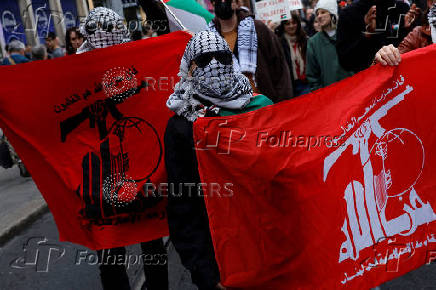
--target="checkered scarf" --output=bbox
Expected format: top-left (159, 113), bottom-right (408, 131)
top-left (429, 4), bottom-right (436, 27)
top-left (167, 31), bottom-right (253, 122)
top-left (429, 4), bottom-right (436, 43)
top-left (77, 7), bottom-right (130, 54)
top-left (209, 16), bottom-right (258, 76)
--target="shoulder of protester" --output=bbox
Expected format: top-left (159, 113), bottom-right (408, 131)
top-left (219, 94), bottom-right (273, 117)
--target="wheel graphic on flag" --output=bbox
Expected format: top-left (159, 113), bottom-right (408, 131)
top-left (369, 128), bottom-right (425, 211)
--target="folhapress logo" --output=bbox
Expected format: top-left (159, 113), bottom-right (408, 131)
top-left (9, 237), bottom-right (66, 272)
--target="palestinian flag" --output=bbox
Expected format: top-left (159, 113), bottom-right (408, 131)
top-left (163, 0), bottom-right (214, 23)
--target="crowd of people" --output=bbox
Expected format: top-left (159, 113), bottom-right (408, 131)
top-left (1, 0), bottom-right (436, 289)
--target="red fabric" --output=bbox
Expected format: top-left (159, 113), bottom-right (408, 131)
top-left (193, 45), bottom-right (436, 289)
top-left (0, 31), bottom-right (191, 250)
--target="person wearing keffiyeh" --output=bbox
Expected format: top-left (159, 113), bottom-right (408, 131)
top-left (75, 7), bottom-right (169, 290)
top-left (164, 30), bottom-right (272, 290)
top-left (208, 0), bottom-right (293, 102)
top-left (76, 7), bottom-right (130, 54)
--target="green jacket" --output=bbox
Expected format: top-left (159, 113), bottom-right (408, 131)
top-left (306, 31), bottom-right (354, 92)
top-left (219, 94), bottom-right (273, 116)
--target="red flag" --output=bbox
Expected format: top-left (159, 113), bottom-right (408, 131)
top-left (193, 45), bottom-right (436, 289)
top-left (0, 31), bottom-right (191, 250)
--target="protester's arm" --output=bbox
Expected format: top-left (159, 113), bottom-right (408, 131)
top-left (396, 2), bottom-right (420, 46)
top-left (137, 0), bottom-right (171, 35)
top-left (398, 26), bottom-right (422, 54)
top-left (164, 116), bottom-right (221, 290)
top-left (306, 39), bottom-right (322, 92)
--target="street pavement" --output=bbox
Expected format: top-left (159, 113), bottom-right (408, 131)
top-left (0, 212), bottom-right (197, 290)
top-left (0, 167), bottom-right (47, 245)
top-left (0, 166), bottom-right (436, 289)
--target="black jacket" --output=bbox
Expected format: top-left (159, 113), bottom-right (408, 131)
top-left (164, 115), bottom-right (220, 290)
top-left (336, 0), bottom-right (411, 72)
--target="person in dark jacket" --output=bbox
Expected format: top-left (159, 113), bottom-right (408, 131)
top-left (209, 0), bottom-right (293, 102)
top-left (164, 30), bottom-right (272, 290)
top-left (276, 12), bottom-right (310, 97)
top-left (2, 40), bottom-right (30, 65)
top-left (336, 0), bottom-right (421, 72)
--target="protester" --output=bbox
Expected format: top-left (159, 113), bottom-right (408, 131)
top-left (2, 40), bottom-right (30, 65)
top-left (0, 130), bottom-right (30, 177)
top-left (374, 1), bottom-right (435, 65)
top-left (45, 32), bottom-right (65, 59)
top-left (31, 45), bottom-right (48, 61)
top-left (398, 1), bottom-right (435, 53)
top-left (76, 7), bottom-right (168, 290)
top-left (302, 7), bottom-right (317, 37)
top-left (276, 12), bottom-right (310, 96)
top-left (336, 0), bottom-right (421, 72)
top-left (306, 0), bottom-right (354, 91)
top-left (165, 30), bottom-right (272, 290)
top-left (77, 8), bottom-right (131, 54)
top-left (65, 27), bottom-right (84, 55)
top-left (209, 0), bottom-right (293, 102)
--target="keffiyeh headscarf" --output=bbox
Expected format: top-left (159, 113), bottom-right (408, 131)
top-left (167, 31), bottom-right (253, 122)
top-left (77, 7), bottom-right (130, 54)
top-left (209, 17), bottom-right (258, 76)
top-left (428, 3), bottom-right (436, 43)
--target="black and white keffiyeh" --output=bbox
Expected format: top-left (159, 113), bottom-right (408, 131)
top-left (429, 4), bottom-right (436, 43)
top-left (77, 7), bottom-right (130, 54)
top-left (209, 17), bottom-right (258, 76)
top-left (428, 3), bottom-right (436, 26)
top-left (166, 31), bottom-right (253, 122)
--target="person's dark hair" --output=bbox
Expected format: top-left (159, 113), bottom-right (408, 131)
top-left (46, 31), bottom-right (57, 41)
top-left (276, 12), bottom-right (308, 59)
top-left (65, 27), bottom-right (84, 55)
top-left (31, 45), bottom-right (47, 60)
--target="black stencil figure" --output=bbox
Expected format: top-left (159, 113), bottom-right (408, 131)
top-left (60, 80), bottom-right (163, 222)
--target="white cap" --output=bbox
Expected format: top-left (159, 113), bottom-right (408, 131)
top-left (315, 0), bottom-right (338, 18)
top-left (8, 40), bottom-right (25, 52)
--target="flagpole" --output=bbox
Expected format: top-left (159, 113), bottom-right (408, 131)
top-left (159, 0), bottom-right (187, 31)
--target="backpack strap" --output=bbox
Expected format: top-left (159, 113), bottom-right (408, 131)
top-left (8, 56), bottom-right (16, 65)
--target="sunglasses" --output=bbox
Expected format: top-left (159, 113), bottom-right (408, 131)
top-left (193, 51), bottom-right (233, 68)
